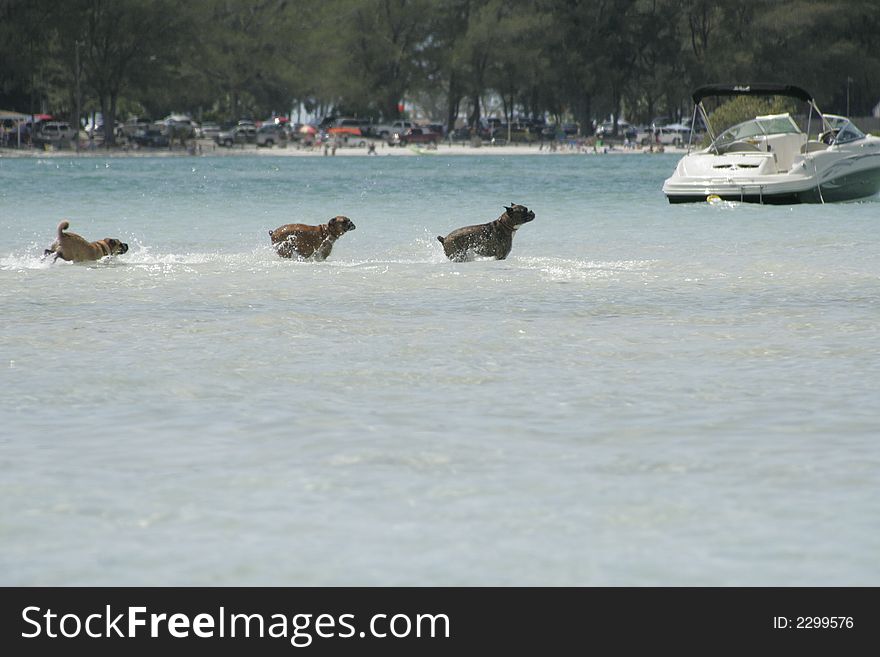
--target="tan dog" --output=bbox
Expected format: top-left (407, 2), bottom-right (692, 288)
top-left (269, 216), bottom-right (356, 261)
top-left (44, 220), bottom-right (129, 262)
top-left (437, 203), bottom-right (535, 261)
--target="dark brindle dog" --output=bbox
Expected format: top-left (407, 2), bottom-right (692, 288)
top-left (437, 204), bottom-right (535, 261)
top-left (269, 216), bottom-right (356, 261)
top-left (44, 220), bottom-right (129, 262)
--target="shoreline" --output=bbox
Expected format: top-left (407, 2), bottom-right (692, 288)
top-left (1, 138), bottom-right (686, 159)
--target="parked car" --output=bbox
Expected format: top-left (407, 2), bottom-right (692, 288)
top-left (595, 120), bottom-right (633, 138)
top-left (132, 129), bottom-right (169, 147)
top-left (199, 122), bottom-right (221, 139)
top-left (541, 123), bottom-right (563, 138)
top-left (425, 123), bottom-right (446, 138)
top-left (35, 121), bottom-right (77, 144)
top-left (324, 117), bottom-right (369, 146)
top-left (121, 117), bottom-right (152, 139)
top-left (650, 116), bottom-right (673, 130)
top-left (215, 125), bottom-right (257, 147)
top-left (256, 124), bottom-right (288, 147)
top-left (391, 127), bottom-right (440, 146)
top-left (495, 123), bottom-right (537, 142)
top-left (327, 117), bottom-right (363, 137)
top-left (524, 118), bottom-right (547, 135)
top-left (638, 124), bottom-right (691, 146)
top-left (163, 116), bottom-right (198, 139)
top-left (375, 119), bottom-right (416, 139)
top-left (356, 119), bottom-right (375, 137)
top-left (84, 120), bottom-right (124, 139)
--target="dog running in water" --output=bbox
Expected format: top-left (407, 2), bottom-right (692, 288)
top-left (269, 216), bottom-right (356, 261)
top-left (43, 220), bottom-right (129, 262)
top-left (437, 204), bottom-right (535, 261)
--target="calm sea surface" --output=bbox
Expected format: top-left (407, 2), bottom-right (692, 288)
top-left (1, 152), bottom-right (878, 585)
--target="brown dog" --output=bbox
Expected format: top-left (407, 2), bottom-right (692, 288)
top-left (269, 216), bottom-right (356, 261)
top-left (437, 203), bottom-right (535, 261)
top-left (44, 220), bottom-right (129, 262)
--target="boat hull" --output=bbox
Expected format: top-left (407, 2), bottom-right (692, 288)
top-left (664, 140), bottom-right (880, 204)
top-left (667, 163), bottom-right (880, 204)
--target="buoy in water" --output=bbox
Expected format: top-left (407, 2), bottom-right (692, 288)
top-left (706, 194), bottom-right (722, 203)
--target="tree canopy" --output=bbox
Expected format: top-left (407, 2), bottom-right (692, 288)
top-left (2, 0), bottom-right (877, 140)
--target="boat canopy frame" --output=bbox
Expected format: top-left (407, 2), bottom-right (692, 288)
top-left (691, 84), bottom-right (814, 105)
top-left (686, 83), bottom-right (830, 155)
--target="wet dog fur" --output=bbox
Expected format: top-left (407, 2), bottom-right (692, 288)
top-left (44, 220), bottom-right (129, 262)
top-left (269, 216), bottom-right (356, 261)
top-left (437, 204), bottom-right (535, 261)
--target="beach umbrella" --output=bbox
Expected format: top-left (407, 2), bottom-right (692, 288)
top-left (299, 124), bottom-right (317, 134)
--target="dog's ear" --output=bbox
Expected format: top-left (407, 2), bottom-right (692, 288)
top-left (504, 205), bottom-right (512, 213)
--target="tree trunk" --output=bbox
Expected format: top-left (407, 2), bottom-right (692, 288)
top-left (384, 94), bottom-right (401, 120)
top-left (468, 93), bottom-right (480, 130)
top-left (99, 95), bottom-right (109, 147)
top-left (102, 93), bottom-right (117, 147)
top-left (445, 70), bottom-right (461, 132)
top-left (573, 94), bottom-right (592, 136)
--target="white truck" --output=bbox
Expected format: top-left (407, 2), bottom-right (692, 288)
top-left (373, 119), bottom-right (416, 140)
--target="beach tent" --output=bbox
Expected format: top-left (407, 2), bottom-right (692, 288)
top-left (0, 110), bottom-right (30, 147)
top-left (0, 109), bottom-right (30, 121)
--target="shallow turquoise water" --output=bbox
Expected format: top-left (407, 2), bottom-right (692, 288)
top-left (1, 153), bottom-right (878, 585)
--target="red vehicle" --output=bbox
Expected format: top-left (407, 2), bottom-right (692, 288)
top-left (327, 118), bottom-right (363, 138)
top-left (393, 127), bottom-right (439, 146)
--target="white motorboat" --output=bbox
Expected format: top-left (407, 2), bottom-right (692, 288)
top-left (662, 84), bottom-right (880, 203)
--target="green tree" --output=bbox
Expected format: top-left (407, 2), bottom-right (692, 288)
top-left (485, 1), bottom-right (549, 135)
top-left (192, 0), bottom-right (306, 122)
top-left (752, 0), bottom-right (880, 114)
top-left (0, 0), bottom-right (56, 114)
top-left (74, 0), bottom-right (191, 145)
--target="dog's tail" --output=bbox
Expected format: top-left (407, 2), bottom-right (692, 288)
top-left (57, 220), bottom-right (70, 238)
top-left (436, 235), bottom-right (445, 245)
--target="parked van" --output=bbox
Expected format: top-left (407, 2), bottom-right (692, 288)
top-left (256, 123), bottom-right (288, 147)
top-left (36, 121), bottom-right (77, 144)
top-left (638, 124), bottom-right (691, 146)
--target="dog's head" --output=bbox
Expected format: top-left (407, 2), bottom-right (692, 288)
top-left (503, 204), bottom-right (535, 227)
top-left (327, 216), bottom-right (356, 238)
top-left (103, 238), bottom-right (129, 255)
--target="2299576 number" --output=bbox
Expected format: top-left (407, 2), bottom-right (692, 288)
top-left (796, 617), bottom-right (853, 629)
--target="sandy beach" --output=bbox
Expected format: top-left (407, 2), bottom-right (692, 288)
top-left (0, 137), bottom-right (686, 158)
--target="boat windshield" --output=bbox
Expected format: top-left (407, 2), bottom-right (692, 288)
top-left (713, 113), bottom-right (801, 150)
top-left (822, 114), bottom-right (865, 144)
